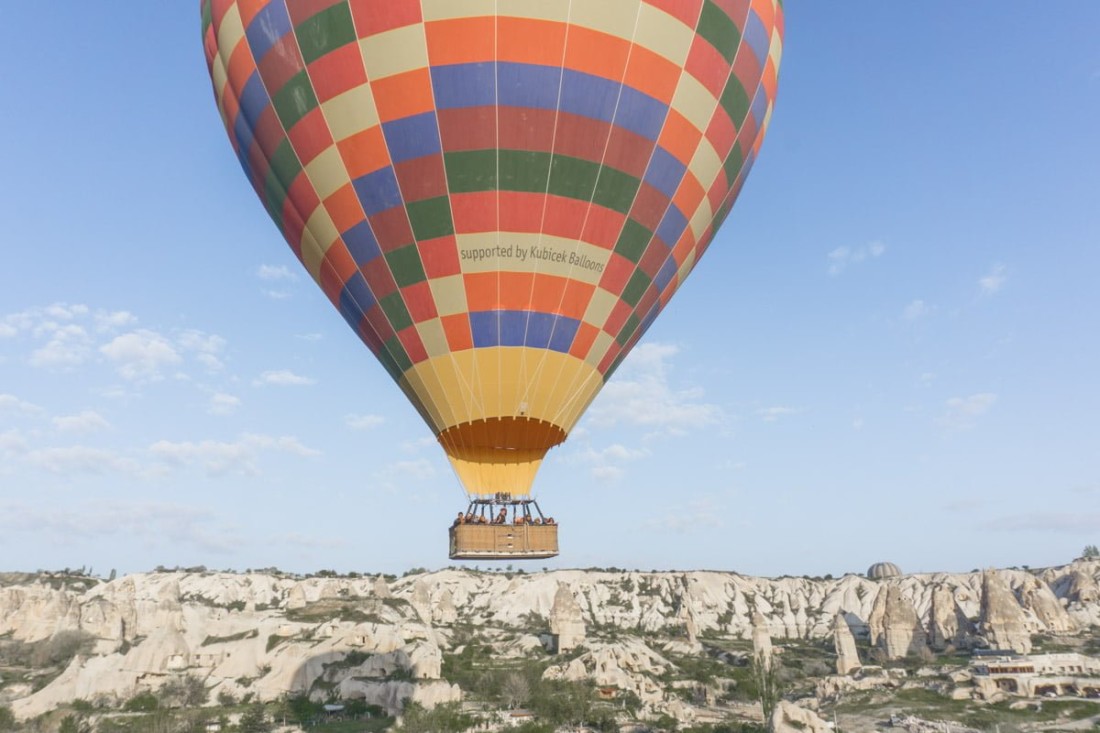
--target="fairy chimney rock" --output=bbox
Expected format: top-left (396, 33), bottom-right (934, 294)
top-left (980, 570), bottom-right (1032, 654)
top-left (867, 584), bottom-right (926, 660)
top-left (833, 614), bottom-right (860, 675)
top-left (751, 612), bottom-right (773, 668)
top-left (549, 583), bottom-right (585, 653)
top-left (929, 585), bottom-right (967, 651)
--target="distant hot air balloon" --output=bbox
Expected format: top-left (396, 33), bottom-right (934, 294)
top-left (202, 0), bottom-right (783, 559)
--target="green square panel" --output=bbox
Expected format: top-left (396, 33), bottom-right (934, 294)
top-left (592, 167), bottom-right (640, 214)
top-left (445, 150), bottom-right (497, 193)
top-left (614, 220), bottom-right (652, 264)
top-left (379, 291), bottom-right (413, 332)
top-left (617, 313), bottom-right (641, 346)
top-left (382, 335), bottom-right (413, 374)
top-left (270, 139), bottom-right (302, 188)
top-left (621, 270), bottom-right (651, 308)
top-left (720, 77), bottom-right (750, 128)
top-left (548, 156), bottom-right (599, 201)
top-left (722, 143), bottom-right (744, 187)
top-left (697, 1), bottom-right (741, 64)
top-left (296, 4), bottom-right (356, 64)
top-left (272, 71), bottom-right (319, 130)
top-left (407, 197), bottom-right (454, 240)
top-left (499, 150), bottom-right (551, 193)
top-left (386, 245), bottom-right (427, 288)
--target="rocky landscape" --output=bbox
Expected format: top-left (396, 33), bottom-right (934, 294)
top-left (0, 558), bottom-right (1098, 732)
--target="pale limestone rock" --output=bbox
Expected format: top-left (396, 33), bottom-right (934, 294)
top-left (543, 639), bottom-right (668, 706)
top-left (410, 581), bottom-right (432, 624)
top-left (928, 584), bottom-right (967, 650)
top-left (434, 589), bottom-right (457, 625)
top-left (372, 575), bottom-right (392, 599)
top-left (980, 570), bottom-right (1031, 653)
top-left (1018, 576), bottom-right (1076, 633)
top-left (832, 614), bottom-right (860, 675)
top-left (751, 612), bottom-right (772, 669)
top-left (340, 679), bottom-right (461, 716)
top-left (867, 585), bottom-right (926, 659)
top-left (771, 700), bottom-right (832, 733)
top-left (549, 582), bottom-right (585, 653)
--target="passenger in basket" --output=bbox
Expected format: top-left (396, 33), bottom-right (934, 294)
top-left (453, 512), bottom-right (465, 526)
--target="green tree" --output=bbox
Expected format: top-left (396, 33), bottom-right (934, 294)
top-left (751, 652), bottom-right (783, 732)
top-left (1083, 544), bottom-right (1099, 559)
top-left (58, 714), bottom-right (91, 733)
top-left (399, 701), bottom-right (474, 733)
top-left (0, 707), bottom-right (15, 732)
top-left (237, 704), bottom-right (272, 733)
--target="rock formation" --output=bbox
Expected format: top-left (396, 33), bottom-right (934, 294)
top-left (372, 575), bottom-right (392, 599)
top-left (928, 584), bottom-right (967, 651)
top-left (1018, 576), bottom-right (1076, 633)
top-left (771, 700), bottom-right (832, 733)
top-left (1066, 568), bottom-right (1099, 604)
top-left (549, 582), bottom-right (586, 653)
top-left (833, 614), bottom-right (860, 675)
top-left (751, 612), bottom-right (773, 669)
top-left (867, 585), bottom-right (926, 659)
top-left (980, 570), bottom-right (1031, 653)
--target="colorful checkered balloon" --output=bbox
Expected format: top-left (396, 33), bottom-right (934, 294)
top-left (202, 0), bottom-right (783, 498)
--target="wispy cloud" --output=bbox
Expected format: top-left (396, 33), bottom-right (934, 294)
top-left (756, 406), bottom-right (800, 423)
top-left (207, 392), bottom-right (241, 416)
top-left (939, 392), bottom-right (997, 429)
top-left (0, 394), bottom-right (43, 416)
top-left (981, 512), bottom-right (1100, 534)
top-left (178, 329), bottom-right (226, 372)
top-left (52, 410), bottom-right (110, 434)
top-left (979, 264), bottom-right (1008, 295)
top-left (0, 430), bottom-right (28, 459)
top-left (588, 343), bottom-right (720, 434)
top-left (0, 501), bottom-right (242, 554)
top-left (26, 445), bottom-right (145, 477)
top-left (252, 369), bottom-right (316, 387)
top-left (150, 434), bottom-right (319, 476)
top-left (571, 443), bottom-right (648, 482)
top-left (30, 324), bottom-right (92, 368)
top-left (827, 241), bottom-right (885, 275)
top-left (346, 413), bottom-right (385, 430)
top-left (257, 264), bottom-right (298, 281)
top-left (100, 329), bottom-right (182, 382)
top-left (903, 299), bottom-right (932, 321)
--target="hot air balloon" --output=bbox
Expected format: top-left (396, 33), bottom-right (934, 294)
top-left (201, 0), bottom-right (783, 560)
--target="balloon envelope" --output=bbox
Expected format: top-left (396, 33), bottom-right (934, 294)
top-left (202, 0), bottom-right (783, 498)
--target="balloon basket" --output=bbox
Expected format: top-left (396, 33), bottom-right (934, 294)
top-left (449, 496), bottom-right (558, 560)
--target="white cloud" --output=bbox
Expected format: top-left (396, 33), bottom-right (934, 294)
top-left (178, 329), bottom-right (226, 372)
top-left (29, 324), bottom-right (92, 368)
top-left (257, 264), bottom-right (298, 281)
top-left (827, 241), bottom-right (885, 275)
top-left (940, 392), bottom-right (997, 429)
top-left (94, 310), bottom-right (137, 332)
top-left (273, 532), bottom-right (346, 550)
top-left (150, 434), bottom-right (319, 476)
top-left (0, 323), bottom-right (17, 338)
top-left (571, 443), bottom-right (648, 481)
top-left (0, 393), bottom-right (43, 416)
top-left (981, 512), bottom-right (1100, 533)
top-left (27, 446), bottom-right (144, 476)
top-left (296, 333), bottom-right (323, 342)
top-left (979, 264), bottom-right (1008, 295)
top-left (903, 299), bottom-right (931, 321)
top-left (0, 501), bottom-right (241, 554)
top-left (588, 343), bottom-right (720, 434)
top-left (208, 393), bottom-right (241, 416)
top-left (100, 329), bottom-right (182, 381)
top-left (262, 289), bottom-right (293, 300)
top-left (756, 406), bottom-right (799, 422)
top-left (252, 369), bottom-right (316, 387)
top-left (346, 413), bottom-right (385, 430)
top-left (53, 410), bottom-right (110, 434)
top-left (0, 430), bottom-right (28, 459)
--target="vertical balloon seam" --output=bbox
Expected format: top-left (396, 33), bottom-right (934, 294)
top-left (538, 0), bottom-right (711, 433)
top-left (520, 1), bottom-right (646, 457)
top-left (608, 0), bottom-right (761, 380)
top-left (397, 5), bottom-right (482, 478)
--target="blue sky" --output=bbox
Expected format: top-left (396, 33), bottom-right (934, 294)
top-left (1, 4), bottom-right (1098, 578)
